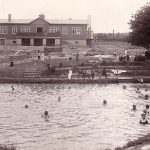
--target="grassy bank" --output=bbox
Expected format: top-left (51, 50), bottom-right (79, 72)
top-left (1, 61), bottom-right (150, 79)
top-left (0, 41), bottom-right (148, 79)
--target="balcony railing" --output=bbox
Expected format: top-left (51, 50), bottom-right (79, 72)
top-left (16, 32), bottom-right (61, 38)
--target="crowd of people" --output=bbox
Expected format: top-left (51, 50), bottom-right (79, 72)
top-left (10, 82), bottom-right (150, 126)
top-left (77, 68), bottom-right (107, 80)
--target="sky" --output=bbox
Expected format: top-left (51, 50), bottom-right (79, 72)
top-left (0, 0), bottom-right (149, 33)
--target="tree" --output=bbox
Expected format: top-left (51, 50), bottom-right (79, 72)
top-left (129, 3), bottom-right (150, 49)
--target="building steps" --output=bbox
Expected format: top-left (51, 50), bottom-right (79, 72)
top-left (23, 69), bottom-right (40, 78)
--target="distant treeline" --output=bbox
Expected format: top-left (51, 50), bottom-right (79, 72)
top-left (94, 33), bottom-right (129, 42)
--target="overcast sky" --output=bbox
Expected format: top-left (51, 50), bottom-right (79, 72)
top-left (0, 0), bottom-right (149, 33)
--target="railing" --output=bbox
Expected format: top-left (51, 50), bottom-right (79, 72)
top-left (16, 32), bottom-right (61, 38)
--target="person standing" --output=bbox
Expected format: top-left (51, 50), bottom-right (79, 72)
top-left (102, 68), bottom-right (107, 78)
top-left (68, 69), bottom-right (72, 79)
top-left (91, 69), bottom-right (95, 79)
top-left (37, 50), bottom-right (41, 60)
top-left (10, 57), bottom-right (14, 67)
top-left (76, 52), bottom-right (79, 62)
top-left (124, 49), bottom-right (128, 60)
top-left (113, 50), bottom-right (117, 57)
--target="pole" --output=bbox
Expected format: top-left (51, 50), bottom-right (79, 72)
top-left (49, 52), bottom-right (51, 65)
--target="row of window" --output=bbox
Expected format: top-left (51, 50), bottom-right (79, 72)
top-left (0, 26), bottom-right (82, 34)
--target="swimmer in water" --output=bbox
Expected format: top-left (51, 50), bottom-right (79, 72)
top-left (145, 104), bottom-right (150, 116)
top-left (58, 96), bottom-right (61, 102)
top-left (25, 105), bottom-right (29, 109)
top-left (136, 88), bottom-right (140, 93)
top-left (103, 100), bottom-right (107, 105)
top-left (42, 111), bottom-right (50, 119)
top-left (145, 94), bottom-right (149, 100)
top-left (122, 85), bottom-right (126, 89)
top-left (140, 112), bottom-right (148, 124)
top-left (131, 105), bottom-right (137, 111)
top-left (11, 85), bottom-right (14, 91)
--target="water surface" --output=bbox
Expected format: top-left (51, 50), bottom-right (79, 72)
top-left (0, 83), bottom-right (149, 150)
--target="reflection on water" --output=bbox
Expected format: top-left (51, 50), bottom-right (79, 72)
top-left (0, 83), bottom-right (150, 150)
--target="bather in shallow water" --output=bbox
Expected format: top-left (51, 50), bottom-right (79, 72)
top-left (42, 111), bottom-right (50, 120)
top-left (140, 112), bottom-right (148, 124)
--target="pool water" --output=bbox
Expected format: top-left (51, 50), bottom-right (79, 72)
top-left (0, 83), bottom-right (150, 150)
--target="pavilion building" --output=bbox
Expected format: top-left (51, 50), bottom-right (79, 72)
top-left (0, 14), bottom-right (93, 47)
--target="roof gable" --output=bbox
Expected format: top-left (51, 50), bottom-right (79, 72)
top-left (29, 17), bottom-right (50, 25)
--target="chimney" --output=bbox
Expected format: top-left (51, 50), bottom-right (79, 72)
top-left (8, 14), bottom-right (11, 22)
top-left (39, 13), bottom-right (45, 20)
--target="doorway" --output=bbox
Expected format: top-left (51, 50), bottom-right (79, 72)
top-left (0, 39), bottom-right (5, 45)
top-left (46, 39), bottom-right (55, 46)
top-left (34, 39), bottom-right (43, 46)
top-left (22, 39), bottom-right (30, 46)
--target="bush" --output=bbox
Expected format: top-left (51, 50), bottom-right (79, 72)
top-left (102, 60), bottom-right (106, 65)
top-left (134, 55), bottom-right (146, 62)
top-left (59, 63), bottom-right (63, 68)
top-left (119, 56), bottom-right (125, 61)
top-left (80, 62), bottom-right (85, 66)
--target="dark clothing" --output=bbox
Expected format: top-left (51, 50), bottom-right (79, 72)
top-left (76, 53), bottom-right (79, 61)
top-left (10, 58), bottom-right (14, 67)
top-left (51, 65), bottom-right (56, 73)
top-left (145, 51), bottom-right (150, 60)
top-left (127, 55), bottom-right (129, 61)
top-left (102, 69), bottom-right (107, 78)
top-left (140, 119), bottom-right (148, 124)
top-left (38, 50), bottom-right (40, 60)
top-left (91, 71), bottom-right (95, 79)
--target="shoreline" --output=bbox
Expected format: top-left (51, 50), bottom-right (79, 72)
top-left (0, 77), bottom-right (150, 84)
top-left (115, 133), bottom-right (150, 150)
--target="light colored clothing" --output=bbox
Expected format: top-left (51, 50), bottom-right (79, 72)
top-left (41, 53), bottom-right (44, 61)
top-left (125, 50), bottom-right (127, 56)
top-left (68, 69), bottom-right (72, 79)
top-left (87, 70), bottom-right (91, 75)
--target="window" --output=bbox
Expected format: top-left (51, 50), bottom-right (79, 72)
top-left (12, 26), bottom-right (17, 34)
top-left (62, 27), bottom-right (68, 34)
top-left (72, 27), bottom-right (82, 34)
top-left (49, 27), bottom-right (59, 33)
top-left (37, 27), bottom-right (43, 33)
top-left (20, 26), bottom-right (30, 33)
top-left (0, 26), bottom-right (8, 34)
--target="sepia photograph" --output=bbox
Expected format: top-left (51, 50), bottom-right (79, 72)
top-left (0, 0), bottom-right (150, 149)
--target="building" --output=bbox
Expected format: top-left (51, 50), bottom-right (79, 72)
top-left (0, 14), bottom-right (93, 47)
